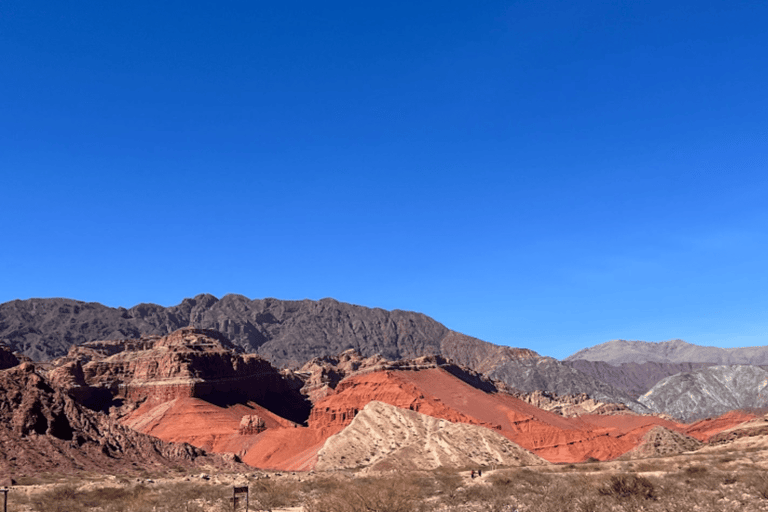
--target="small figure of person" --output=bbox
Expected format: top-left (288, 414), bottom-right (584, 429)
top-left (478, 469), bottom-right (482, 477)
top-left (471, 470), bottom-right (475, 479)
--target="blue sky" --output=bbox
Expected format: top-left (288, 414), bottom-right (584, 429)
top-left (2, 1), bottom-right (767, 359)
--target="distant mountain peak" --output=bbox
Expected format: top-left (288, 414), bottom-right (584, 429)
top-left (565, 339), bottom-right (768, 365)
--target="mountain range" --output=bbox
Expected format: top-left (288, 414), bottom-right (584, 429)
top-left (2, 297), bottom-right (767, 475)
top-left (0, 294), bottom-right (647, 412)
top-left (4, 294), bottom-right (768, 423)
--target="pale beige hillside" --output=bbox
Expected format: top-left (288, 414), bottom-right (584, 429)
top-left (315, 400), bottom-right (547, 471)
top-left (621, 426), bottom-right (702, 459)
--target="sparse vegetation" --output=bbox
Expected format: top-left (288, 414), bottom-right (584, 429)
top-left (598, 474), bottom-right (657, 500)
top-left (9, 444), bottom-right (768, 512)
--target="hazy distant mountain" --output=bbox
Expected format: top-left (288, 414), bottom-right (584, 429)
top-left (0, 295), bottom-right (644, 410)
top-left (638, 365), bottom-right (768, 422)
top-left (564, 360), bottom-right (717, 398)
top-left (565, 339), bottom-right (768, 365)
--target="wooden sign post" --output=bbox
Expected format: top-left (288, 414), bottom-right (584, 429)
top-left (0, 488), bottom-right (8, 512)
top-left (233, 485), bottom-right (249, 512)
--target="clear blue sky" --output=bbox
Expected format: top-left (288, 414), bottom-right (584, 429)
top-left (2, 1), bottom-right (767, 359)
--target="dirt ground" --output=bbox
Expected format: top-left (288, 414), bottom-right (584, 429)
top-left (5, 435), bottom-right (768, 512)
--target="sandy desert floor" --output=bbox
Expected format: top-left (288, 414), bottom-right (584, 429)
top-left (5, 435), bottom-right (768, 512)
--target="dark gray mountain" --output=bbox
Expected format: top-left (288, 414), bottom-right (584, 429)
top-left (489, 357), bottom-right (650, 413)
top-left (565, 339), bottom-right (768, 365)
top-left (564, 360), bottom-right (717, 398)
top-left (638, 365), bottom-right (768, 422)
top-left (0, 294), bottom-right (448, 365)
top-left (0, 294), bottom-right (645, 410)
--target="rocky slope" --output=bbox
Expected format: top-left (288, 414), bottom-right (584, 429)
top-left (315, 400), bottom-right (547, 471)
top-left (638, 365), bottom-right (768, 422)
top-left (50, 328), bottom-right (310, 423)
top-left (0, 295), bottom-right (448, 365)
top-left (0, 362), bottom-right (238, 477)
top-left (706, 415), bottom-right (768, 445)
top-left (0, 342), bottom-right (20, 370)
top-left (564, 360), bottom-right (716, 398)
top-left (513, 390), bottom-right (632, 417)
top-left (1, 295), bottom-right (645, 411)
top-left (487, 356), bottom-right (649, 413)
top-left (566, 339), bottom-right (768, 365)
top-left (621, 426), bottom-right (702, 459)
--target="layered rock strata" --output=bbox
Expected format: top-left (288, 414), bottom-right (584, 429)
top-left (51, 328), bottom-right (310, 423)
top-left (0, 362), bottom-right (238, 477)
top-left (621, 426), bottom-right (703, 459)
top-left (315, 401), bottom-right (547, 471)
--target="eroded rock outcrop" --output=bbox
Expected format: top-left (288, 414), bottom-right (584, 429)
top-left (622, 426), bottom-right (702, 458)
top-left (639, 365), bottom-right (768, 422)
top-left (514, 390), bottom-right (631, 417)
top-left (0, 362), bottom-right (239, 477)
top-left (296, 349), bottom-right (499, 404)
top-left (0, 342), bottom-right (20, 370)
top-left (316, 401), bottom-right (547, 471)
top-left (53, 328), bottom-right (310, 423)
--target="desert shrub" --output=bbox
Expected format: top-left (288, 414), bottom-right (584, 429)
top-left (251, 479), bottom-right (300, 511)
top-left (431, 468), bottom-right (463, 499)
top-left (512, 467), bottom-right (553, 489)
top-left (747, 471), bottom-right (768, 499)
top-left (489, 471), bottom-right (516, 488)
top-left (598, 474), bottom-right (656, 500)
top-left (301, 475), bottom-right (346, 494)
top-left (305, 475), bottom-right (425, 512)
top-left (684, 464), bottom-right (708, 476)
top-left (458, 484), bottom-right (520, 512)
top-left (30, 485), bottom-right (83, 512)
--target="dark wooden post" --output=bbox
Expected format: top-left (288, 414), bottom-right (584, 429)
top-left (233, 486), bottom-right (249, 512)
top-left (0, 488), bottom-right (8, 512)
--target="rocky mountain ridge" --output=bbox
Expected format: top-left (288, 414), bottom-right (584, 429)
top-left (564, 360), bottom-right (718, 398)
top-left (0, 295), bottom-right (643, 412)
top-left (638, 365), bottom-right (768, 422)
top-left (566, 338), bottom-right (768, 365)
top-left (2, 326), bottom-right (761, 473)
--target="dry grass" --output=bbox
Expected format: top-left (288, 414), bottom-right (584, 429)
top-left (8, 442), bottom-right (768, 512)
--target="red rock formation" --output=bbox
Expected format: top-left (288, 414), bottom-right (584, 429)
top-left (684, 410), bottom-right (758, 441)
top-left (306, 367), bottom-right (693, 463)
top-left (239, 415), bottom-right (266, 435)
top-left (89, 337), bottom-right (759, 471)
top-left (0, 362), bottom-right (239, 477)
top-left (53, 328), bottom-right (308, 423)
